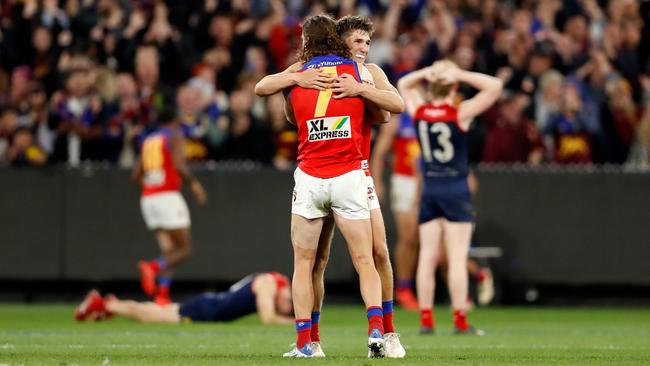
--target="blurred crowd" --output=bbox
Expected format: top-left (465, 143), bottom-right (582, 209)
top-left (1, 0), bottom-right (650, 168)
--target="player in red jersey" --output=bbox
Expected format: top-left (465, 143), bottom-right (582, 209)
top-left (74, 272), bottom-right (293, 325)
top-left (255, 15), bottom-right (406, 358)
top-left (398, 60), bottom-right (501, 335)
top-left (132, 108), bottom-right (207, 305)
top-left (258, 14), bottom-right (385, 358)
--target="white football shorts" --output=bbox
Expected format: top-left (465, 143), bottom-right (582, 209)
top-left (140, 191), bottom-right (191, 230)
top-left (292, 167), bottom-right (370, 220)
top-left (390, 174), bottom-right (418, 213)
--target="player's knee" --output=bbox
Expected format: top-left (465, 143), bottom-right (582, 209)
top-left (313, 255), bottom-right (328, 274)
top-left (373, 246), bottom-right (390, 267)
top-left (294, 247), bottom-right (317, 263)
top-left (351, 252), bottom-right (374, 268)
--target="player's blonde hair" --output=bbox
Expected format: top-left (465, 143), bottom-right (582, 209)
top-left (430, 59), bottom-right (459, 99)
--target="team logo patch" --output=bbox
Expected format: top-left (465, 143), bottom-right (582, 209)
top-left (307, 116), bottom-right (351, 141)
top-left (367, 186), bottom-right (375, 199)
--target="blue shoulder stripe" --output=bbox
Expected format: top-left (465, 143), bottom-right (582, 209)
top-left (302, 54), bottom-right (355, 70)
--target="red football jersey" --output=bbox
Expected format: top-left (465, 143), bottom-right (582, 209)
top-left (391, 113), bottom-right (420, 177)
top-left (140, 128), bottom-right (182, 196)
top-left (290, 55), bottom-right (365, 178)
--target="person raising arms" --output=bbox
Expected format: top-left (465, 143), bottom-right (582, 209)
top-left (398, 60), bottom-right (501, 335)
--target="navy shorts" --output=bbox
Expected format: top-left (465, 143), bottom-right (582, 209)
top-left (419, 177), bottom-right (474, 223)
top-left (178, 293), bottom-right (226, 322)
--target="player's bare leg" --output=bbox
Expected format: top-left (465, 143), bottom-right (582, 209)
top-left (105, 297), bottom-right (181, 323)
top-left (394, 209), bottom-right (420, 310)
top-left (288, 214), bottom-right (323, 357)
top-left (334, 213), bottom-right (385, 357)
top-left (416, 218), bottom-right (443, 333)
top-left (165, 228), bottom-right (193, 266)
top-left (442, 220), bottom-right (482, 335)
top-left (370, 209), bottom-right (393, 303)
top-left (310, 216), bottom-right (334, 357)
top-left (370, 208), bottom-right (405, 358)
top-left (150, 228), bottom-right (192, 305)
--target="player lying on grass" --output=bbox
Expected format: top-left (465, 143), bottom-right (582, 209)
top-left (74, 272), bottom-right (293, 325)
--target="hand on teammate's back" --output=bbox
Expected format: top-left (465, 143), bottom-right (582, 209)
top-left (295, 68), bottom-right (336, 91)
top-left (332, 74), bottom-right (362, 99)
top-left (190, 181), bottom-right (208, 205)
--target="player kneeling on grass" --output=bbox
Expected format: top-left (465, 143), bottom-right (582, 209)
top-left (74, 272), bottom-right (294, 325)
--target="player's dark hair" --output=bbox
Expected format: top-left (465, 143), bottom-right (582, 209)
top-left (336, 15), bottom-right (374, 39)
top-left (300, 14), bottom-right (351, 62)
top-left (156, 107), bottom-right (177, 126)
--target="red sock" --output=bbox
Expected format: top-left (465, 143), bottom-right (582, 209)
top-left (477, 268), bottom-right (487, 282)
top-left (149, 260), bottom-right (161, 272)
top-left (454, 309), bottom-right (469, 331)
top-left (157, 285), bottom-right (169, 299)
top-left (383, 311), bottom-right (394, 334)
top-left (367, 306), bottom-right (384, 336)
top-left (310, 322), bottom-right (320, 342)
top-left (295, 319), bottom-right (311, 349)
top-left (420, 308), bottom-right (434, 329)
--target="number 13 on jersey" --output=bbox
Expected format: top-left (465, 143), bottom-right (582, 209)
top-left (418, 121), bottom-right (455, 163)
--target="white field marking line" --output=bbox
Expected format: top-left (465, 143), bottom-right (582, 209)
top-left (407, 344), bottom-right (649, 351)
top-left (1, 344), bottom-right (16, 349)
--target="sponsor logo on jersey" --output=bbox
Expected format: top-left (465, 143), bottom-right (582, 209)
top-left (423, 108), bottom-right (447, 119)
top-left (306, 116), bottom-right (352, 141)
top-left (305, 60), bottom-right (345, 68)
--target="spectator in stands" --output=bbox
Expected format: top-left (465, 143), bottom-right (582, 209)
top-left (534, 70), bottom-right (564, 132)
top-left (0, 107), bottom-right (18, 162)
top-left (18, 81), bottom-right (54, 157)
top-left (603, 76), bottom-right (642, 163)
top-left (7, 126), bottom-right (47, 167)
top-left (104, 73), bottom-right (147, 166)
top-left (49, 65), bottom-right (103, 165)
top-left (265, 92), bottom-right (297, 170)
top-left (9, 66), bottom-right (32, 113)
top-left (0, 0), bottom-right (649, 168)
top-left (483, 93), bottom-right (544, 165)
top-left (544, 80), bottom-right (595, 164)
top-left (217, 86), bottom-right (273, 165)
top-left (134, 45), bottom-right (172, 125)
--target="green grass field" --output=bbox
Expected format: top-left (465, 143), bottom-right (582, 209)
top-left (1, 304), bottom-right (649, 365)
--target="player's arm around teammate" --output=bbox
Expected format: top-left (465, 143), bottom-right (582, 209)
top-left (254, 62), bottom-right (335, 96)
